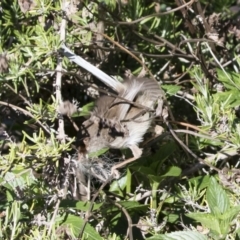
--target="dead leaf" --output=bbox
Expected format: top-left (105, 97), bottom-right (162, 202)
top-left (18, 0), bottom-right (35, 13)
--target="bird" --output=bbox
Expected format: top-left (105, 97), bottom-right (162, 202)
top-left (61, 45), bottom-right (164, 174)
top-left (78, 77), bottom-right (163, 171)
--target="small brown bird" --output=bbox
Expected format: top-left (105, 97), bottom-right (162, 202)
top-left (61, 45), bottom-right (164, 173)
top-left (79, 77), bottom-right (163, 166)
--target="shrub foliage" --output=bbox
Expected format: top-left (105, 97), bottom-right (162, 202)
top-left (1, 0), bottom-right (240, 239)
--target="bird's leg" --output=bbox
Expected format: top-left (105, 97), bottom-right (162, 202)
top-left (111, 145), bottom-right (143, 178)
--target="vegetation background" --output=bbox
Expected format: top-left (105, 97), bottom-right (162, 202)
top-left (1, 0), bottom-right (240, 239)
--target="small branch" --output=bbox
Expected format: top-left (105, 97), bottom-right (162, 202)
top-left (55, 0), bottom-right (68, 143)
top-left (5, 83), bottom-right (31, 106)
top-left (47, 198), bottom-right (61, 237)
top-left (110, 200), bottom-right (133, 240)
top-left (173, 129), bottom-right (222, 143)
top-left (166, 121), bottom-right (220, 173)
top-left (101, 33), bottom-right (155, 80)
top-left (115, 0), bottom-right (195, 25)
top-left (222, 55), bottom-right (240, 67)
top-left (0, 101), bottom-right (51, 134)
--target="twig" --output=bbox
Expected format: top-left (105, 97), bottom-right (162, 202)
top-left (5, 83), bottom-right (31, 106)
top-left (181, 147), bottom-right (239, 176)
top-left (109, 200), bottom-right (133, 240)
top-left (222, 55), bottom-right (240, 67)
top-left (173, 129), bottom-right (222, 143)
top-left (166, 121), bottom-right (220, 172)
top-left (175, 90), bottom-right (194, 101)
top-left (0, 101), bottom-right (51, 134)
top-left (47, 198), bottom-right (61, 237)
top-left (101, 33), bottom-right (155, 80)
top-left (115, 0), bottom-right (195, 25)
top-left (205, 42), bottom-right (240, 90)
top-left (133, 30), bottom-right (188, 57)
top-left (55, 0), bottom-right (67, 143)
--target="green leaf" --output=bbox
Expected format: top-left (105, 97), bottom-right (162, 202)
top-left (62, 214), bottom-right (102, 239)
top-left (236, 228), bottom-right (240, 239)
top-left (102, 201), bottom-right (147, 214)
top-left (218, 205), bottom-right (240, 221)
top-left (146, 231), bottom-right (207, 240)
top-left (4, 172), bottom-right (25, 190)
top-left (161, 84), bottom-right (181, 96)
top-left (6, 190), bottom-right (14, 202)
top-left (131, 142), bottom-right (177, 175)
top-left (89, 147), bottom-right (109, 157)
top-left (148, 166), bottom-right (181, 209)
top-left (117, 201), bottom-right (147, 211)
top-left (109, 174), bottom-right (127, 196)
top-left (186, 213), bottom-right (221, 235)
top-left (206, 177), bottom-right (230, 215)
top-left (163, 213), bottom-right (179, 223)
top-left (214, 90), bottom-right (240, 108)
top-left (148, 166), bottom-right (181, 184)
top-left (217, 69), bottom-right (240, 90)
top-left (131, 166), bottom-right (156, 176)
top-left (161, 166), bottom-right (182, 177)
top-left (189, 175), bottom-right (211, 191)
top-left (126, 168), bottom-right (132, 194)
top-left (73, 102), bottom-right (94, 117)
top-left (60, 200), bottom-right (102, 211)
top-left (149, 142), bottom-right (177, 171)
top-left (140, 16), bottom-right (155, 25)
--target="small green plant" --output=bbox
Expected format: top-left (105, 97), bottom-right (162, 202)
top-left (187, 177), bottom-right (240, 239)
